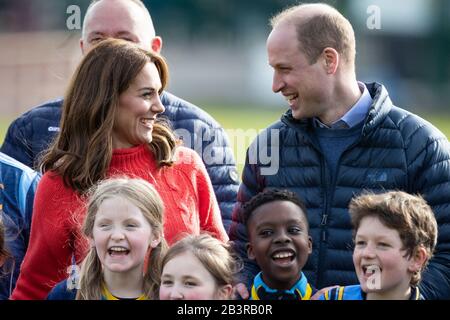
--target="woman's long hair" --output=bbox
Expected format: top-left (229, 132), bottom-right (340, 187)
top-left (75, 177), bottom-right (168, 300)
top-left (40, 39), bottom-right (176, 194)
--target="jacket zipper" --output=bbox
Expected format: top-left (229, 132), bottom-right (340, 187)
top-left (316, 133), bottom-right (367, 287)
top-left (281, 120), bottom-right (331, 288)
top-left (316, 156), bottom-right (329, 288)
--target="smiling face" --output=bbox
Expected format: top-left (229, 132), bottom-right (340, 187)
top-left (91, 196), bottom-right (157, 277)
top-left (112, 62), bottom-right (165, 149)
top-left (246, 200), bottom-right (312, 290)
top-left (159, 251), bottom-right (228, 300)
top-left (353, 216), bottom-right (417, 299)
top-left (267, 22), bottom-right (330, 121)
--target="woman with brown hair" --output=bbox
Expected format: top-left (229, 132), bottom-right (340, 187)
top-left (12, 39), bottom-right (228, 300)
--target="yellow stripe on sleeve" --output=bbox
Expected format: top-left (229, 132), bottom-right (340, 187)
top-left (338, 287), bottom-right (345, 300)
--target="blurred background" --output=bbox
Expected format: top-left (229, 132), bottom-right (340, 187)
top-left (0, 0), bottom-right (449, 175)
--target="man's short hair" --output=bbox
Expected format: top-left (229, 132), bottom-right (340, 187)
top-left (270, 3), bottom-right (356, 65)
top-left (349, 191), bottom-right (438, 286)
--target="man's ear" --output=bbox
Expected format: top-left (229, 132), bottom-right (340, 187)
top-left (151, 36), bottom-right (163, 53)
top-left (322, 47), bottom-right (339, 75)
top-left (246, 242), bottom-right (256, 260)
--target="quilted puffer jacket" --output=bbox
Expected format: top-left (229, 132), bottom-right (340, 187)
top-left (0, 152), bottom-right (40, 299)
top-left (0, 91), bottom-right (239, 231)
top-left (229, 82), bottom-right (450, 300)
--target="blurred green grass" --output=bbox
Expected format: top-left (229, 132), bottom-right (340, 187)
top-left (1, 108), bottom-right (449, 179)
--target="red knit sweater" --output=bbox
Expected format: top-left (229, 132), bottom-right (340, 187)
top-left (12, 145), bottom-right (228, 300)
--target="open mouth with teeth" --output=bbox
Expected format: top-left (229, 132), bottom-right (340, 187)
top-left (140, 118), bottom-right (153, 128)
top-left (362, 265), bottom-right (381, 277)
top-left (271, 250), bottom-right (296, 266)
top-left (108, 246), bottom-right (130, 256)
top-left (285, 94), bottom-right (299, 105)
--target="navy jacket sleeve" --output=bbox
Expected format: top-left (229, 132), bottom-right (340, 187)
top-left (0, 99), bottom-right (63, 169)
top-left (0, 153), bottom-right (40, 299)
top-left (1, 115), bottom-right (34, 168)
top-left (405, 118), bottom-right (450, 300)
top-left (194, 120), bottom-right (239, 232)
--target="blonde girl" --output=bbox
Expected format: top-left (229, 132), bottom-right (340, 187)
top-left (48, 178), bottom-right (167, 300)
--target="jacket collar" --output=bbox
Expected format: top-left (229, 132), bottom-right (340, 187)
top-left (250, 272), bottom-right (314, 300)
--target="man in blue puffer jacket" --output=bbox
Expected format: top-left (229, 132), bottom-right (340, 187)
top-left (0, 152), bottom-right (40, 299)
top-left (0, 0), bottom-right (239, 231)
top-left (230, 3), bottom-right (450, 299)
